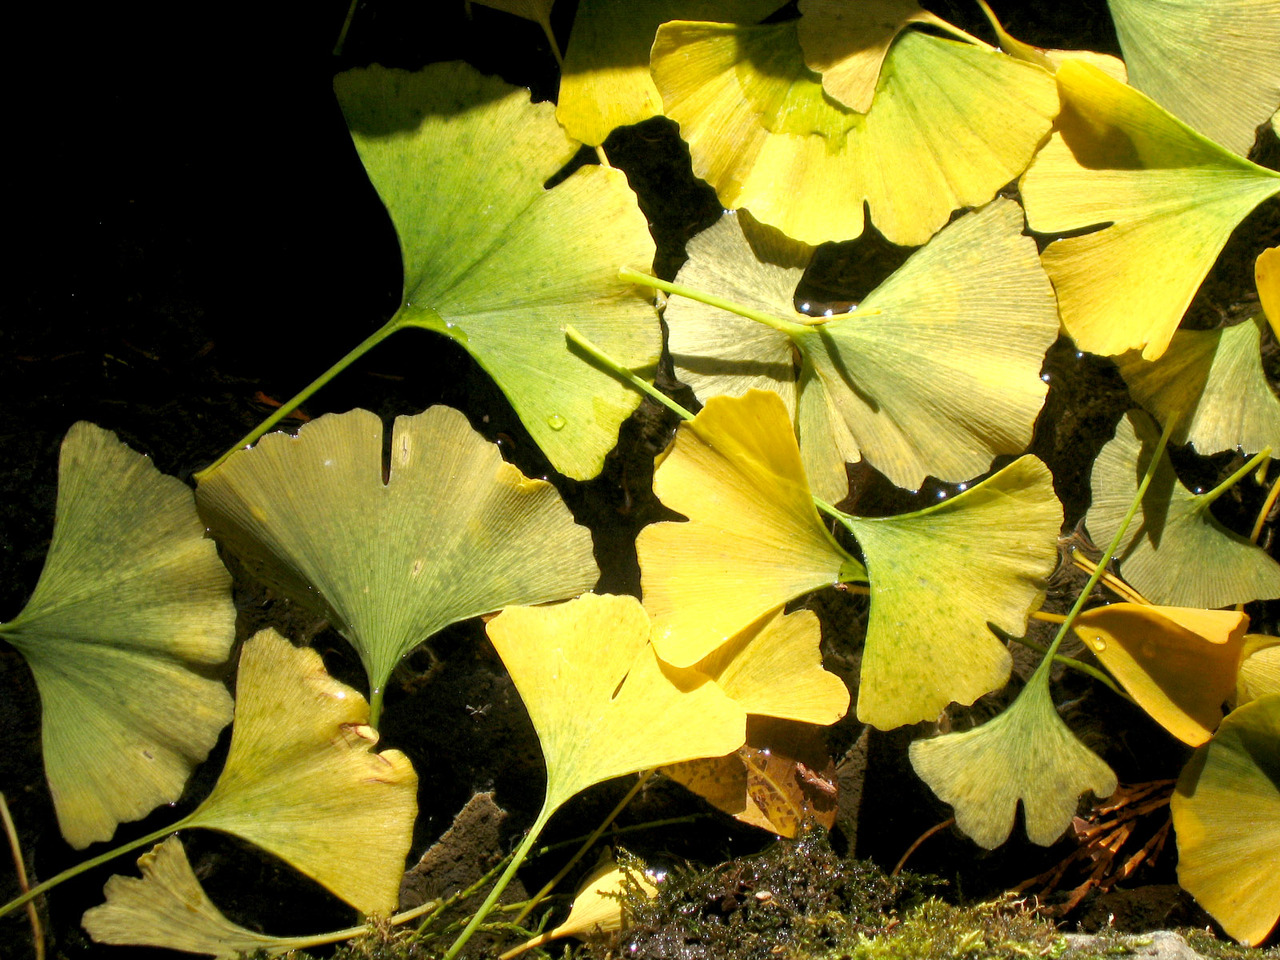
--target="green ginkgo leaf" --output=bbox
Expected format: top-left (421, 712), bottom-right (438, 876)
top-left (1171, 694), bottom-right (1280, 946)
top-left (334, 62), bottom-right (660, 480)
top-left (844, 456), bottom-right (1062, 730)
top-left (636, 390), bottom-right (862, 669)
top-left (1020, 59), bottom-right (1280, 361)
top-left (197, 406), bottom-right (598, 718)
top-left (1107, 0), bottom-right (1280, 158)
top-left (910, 676), bottom-right (1118, 849)
top-left (1115, 316), bottom-right (1280, 457)
top-left (651, 19), bottom-right (1058, 245)
top-left (1087, 411), bottom-right (1280, 607)
top-left (183, 629), bottom-right (418, 916)
top-left (666, 198), bottom-right (1059, 498)
top-left (0, 422), bottom-right (234, 849)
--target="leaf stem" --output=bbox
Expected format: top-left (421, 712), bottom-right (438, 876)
top-left (564, 325), bottom-right (692, 421)
top-left (1198, 446), bottom-right (1272, 508)
top-left (1001, 628), bottom-right (1132, 701)
top-left (1249, 466), bottom-right (1280, 543)
top-left (617, 269), bottom-right (814, 337)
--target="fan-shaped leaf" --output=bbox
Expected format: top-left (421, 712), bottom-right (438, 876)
top-left (1238, 634), bottom-right (1280, 705)
top-left (0, 422), bottom-right (234, 849)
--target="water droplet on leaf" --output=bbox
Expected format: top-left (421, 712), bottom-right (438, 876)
top-left (547, 414), bottom-right (567, 431)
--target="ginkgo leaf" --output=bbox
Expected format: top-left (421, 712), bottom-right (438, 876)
top-left (1074, 604), bottom-right (1247, 745)
top-left (1086, 411), bottom-right (1280, 607)
top-left (82, 837), bottom-right (299, 957)
top-left (666, 199), bottom-right (1060, 499)
top-left (910, 678), bottom-right (1117, 849)
top-left (974, 0), bottom-right (1127, 80)
top-left (1259, 246), bottom-right (1280, 341)
top-left (183, 629), bottom-right (417, 916)
top-left (1171, 694), bottom-right (1280, 945)
top-left (636, 390), bottom-right (862, 669)
top-left (844, 456), bottom-right (1062, 730)
top-left (557, 0), bottom-right (783, 146)
top-left (1107, 0), bottom-right (1280, 158)
top-left (651, 19), bottom-right (1058, 245)
top-left (795, 0), bottom-right (961, 112)
top-left (196, 407), bottom-right (598, 714)
top-left (486, 593), bottom-right (746, 815)
top-left (1020, 59), bottom-right (1280, 361)
top-left (1238, 634), bottom-right (1280, 704)
top-left (334, 62), bottom-right (660, 480)
top-left (0, 422), bottom-right (234, 849)
top-left (470, 0), bottom-right (555, 22)
top-left (1114, 316), bottom-right (1280, 456)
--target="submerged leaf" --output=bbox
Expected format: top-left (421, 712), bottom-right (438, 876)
top-left (1172, 694), bottom-right (1280, 945)
top-left (845, 456), bottom-right (1061, 729)
top-left (0, 422), bottom-right (234, 849)
top-left (335, 62), bottom-right (660, 479)
top-left (1074, 604), bottom-right (1247, 745)
top-left (197, 406), bottom-right (597, 705)
top-left (1020, 60), bottom-right (1280, 360)
top-left (1086, 411), bottom-right (1280, 607)
top-left (910, 679), bottom-right (1117, 849)
top-left (185, 629), bottom-right (417, 916)
top-left (636, 390), bottom-right (860, 668)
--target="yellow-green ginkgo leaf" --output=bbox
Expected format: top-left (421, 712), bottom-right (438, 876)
top-left (1172, 694), bottom-right (1280, 945)
top-left (183, 629), bottom-right (417, 916)
top-left (844, 455), bottom-right (1062, 730)
top-left (636, 390), bottom-right (863, 669)
top-left (486, 593), bottom-right (746, 815)
top-left (1086, 411), bottom-right (1280, 607)
top-left (1020, 59), bottom-right (1280, 361)
top-left (557, 0), bottom-right (783, 146)
top-left (1259, 246), bottom-right (1280, 342)
top-left (334, 62), bottom-right (660, 480)
top-left (1238, 634), bottom-right (1280, 704)
top-left (0, 422), bottom-right (234, 849)
top-left (1074, 604), bottom-right (1247, 745)
top-left (1115, 316), bottom-right (1280, 457)
top-left (1107, 0), bottom-right (1280, 158)
top-left (196, 407), bottom-right (598, 717)
top-left (910, 677), bottom-right (1118, 849)
top-left (651, 19), bottom-right (1058, 245)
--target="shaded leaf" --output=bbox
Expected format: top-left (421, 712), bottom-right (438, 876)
top-left (651, 20), bottom-right (1058, 245)
top-left (975, 0), bottom-right (1127, 80)
top-left (1172, 694), bottom-right (1280, 945)
top-left (844, 456), bottom-right (1062, 729)
top-left (1074, 604), bottom-right (1247, 745)
top-left (184, 629), bottom-right (418, 916)
top-left (1020, 60), bottom-right (1280, 360)
top-left (636, 390), bottom-right (861, 669)
top-left (0, 422), bottom-right (234, 849)
top-left (1107, 0), bottom-right (1280, 157)
top-left (1238, 635), bottom-right (1280, 705)
top-left (910, 678), bottom-right (1117, 849)
top-left (1086, 411), bottom-right (1280, 607)
top-left (335, 62), bottom-right (660, 479)
top-left (471, 0), bottom-right (555, 22)
top-left (197, 406), bottom-right (597, 705)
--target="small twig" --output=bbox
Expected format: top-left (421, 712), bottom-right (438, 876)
top-left (0, 793), bottom-right (43, 960)
top-left (892, 817), bottom-right (954, 876)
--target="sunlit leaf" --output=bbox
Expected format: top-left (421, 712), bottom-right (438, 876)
top-left (1086, 411), bottom-right (1280, 607)
top-left (1115, 316), bottom-right (1280, 456)
top-left (335, 62), bottom-right (660, 479)
top-left (651, 20), bottom-right (1058, 245)
top-left (1238, 634), bottom-right (1280, 704)
top-left (1259, 246), bottom-right (1280, 342)
top-left (844, 456), bottom-right (1062, 730)
top-left (636, 390), bottom-right (861, 669)
top-left (183, 629), bottom-right (417, 916)
top-left (1107, 0), bottom-right (1280, 157)
top-left (1171, 694), bottom-right (1280, 945)
top-left (910, 678), bottom-right (1117, 849)
top-left (0, 422), bottom-right (234, 849)
top-left (1020, 60), bottom-right (1280, 360)
top-left (487, 593), bottom-right (746, 814)
top-left (557, 0), bottom-right (783, 145)
top-left (1074, 604), bottom-right (1247, 745)
top-left (197, 406), bottom-right (598, 708)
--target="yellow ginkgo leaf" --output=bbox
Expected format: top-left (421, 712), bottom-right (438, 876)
top-left (183, 629), bottom-right (418, 916)
top-left (0, 422), bottom-right (234, 849)
top-left (1020, 60), bottom-right (1280, 361)
top-left (1258, 246), bottom-right (1280, 342)
top-left (1107, 0), bottom-right (1280, 158)
top-left (636, 390), bottom-right (862, 669)
top-left (1172, 694), bottom-right (1280, 945)
top-left (651, 19), bottom-right (1058, 245)
top-left (974, 0), bottom-right (1127, 80)
top-left (844, 456), bottom-right (1062, 730)
top-left (1238, 634), bottom-right (1280, 704)
top-left (1115, 316), bottom-right (1280, 457)
top-left (1074, 604), bottom-right (1247, 745)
